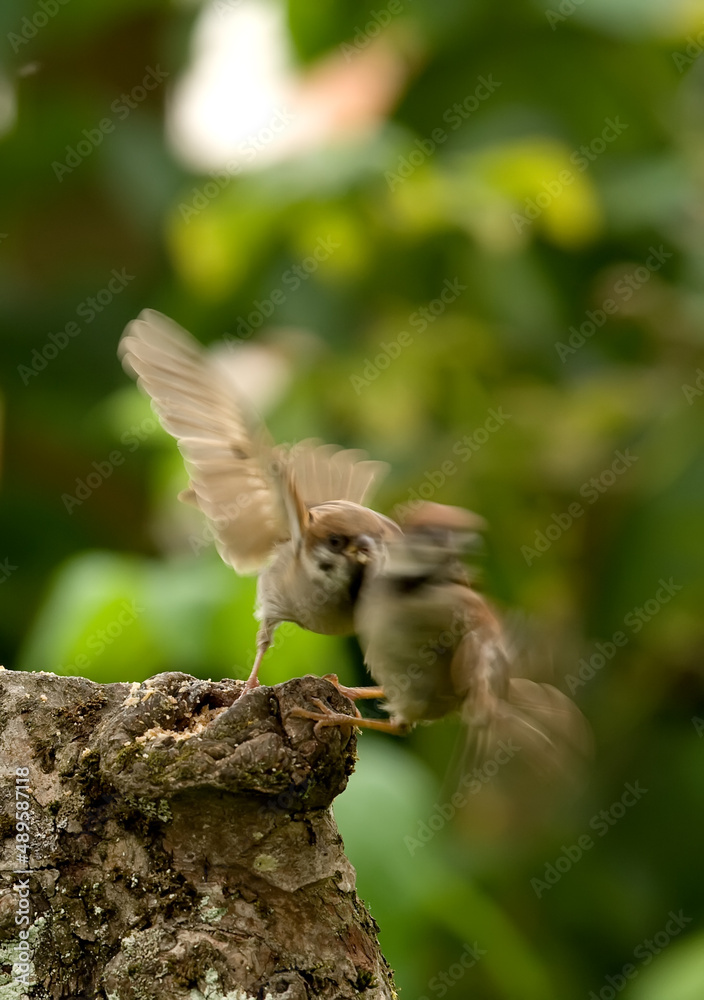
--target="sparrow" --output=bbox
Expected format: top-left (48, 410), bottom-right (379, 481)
top-left (118, 309), bottom-right (400, 689)
top-left (292, 502), bottom-right (590, 774)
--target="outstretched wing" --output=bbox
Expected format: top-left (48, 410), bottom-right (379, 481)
top-left (119, 310), bottom-right (390, 572)
top-left (119, 309), bottom-right (299, 573)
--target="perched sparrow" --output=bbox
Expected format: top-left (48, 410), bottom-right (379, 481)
top-left (293, 502), bottom-right (590, 773)
top-left (118, 310), bottom-right (400, 688)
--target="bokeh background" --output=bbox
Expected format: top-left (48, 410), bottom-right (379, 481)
top-left (2, 0), bottom-right (704, 997)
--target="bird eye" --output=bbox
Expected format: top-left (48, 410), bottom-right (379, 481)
top-left (327, 533), bottom-right (346, 551)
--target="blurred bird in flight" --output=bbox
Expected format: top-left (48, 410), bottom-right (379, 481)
top-left (119, 312), bottom-right (589, 773)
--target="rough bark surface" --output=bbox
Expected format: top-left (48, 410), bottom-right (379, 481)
top-left (0, 668), bottom-right (396, 1000)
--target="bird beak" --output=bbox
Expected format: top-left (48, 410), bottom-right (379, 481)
top-left (344, 534), bottom-right (375, 564)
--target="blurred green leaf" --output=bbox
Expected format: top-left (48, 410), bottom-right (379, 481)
top-left (626, 930), bottom-right (704, 1000)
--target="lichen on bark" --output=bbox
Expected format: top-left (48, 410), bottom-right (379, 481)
top-left (0, 669), bottom-right (396, 1000)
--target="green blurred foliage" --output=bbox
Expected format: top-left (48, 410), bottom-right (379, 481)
top-left (1, 0), bottom-right (704, 996)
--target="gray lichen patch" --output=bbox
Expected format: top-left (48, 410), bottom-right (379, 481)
top-left (124, 795), bottom-right (173, 823)
top-left (0, 938), bottom-right (34, 998)
top-left (198, 896), bottom-right (228, 924)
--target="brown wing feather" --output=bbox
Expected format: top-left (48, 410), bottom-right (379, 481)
top-left (288, 438), bottom-right (389, 508)
top-left (119, 309), bottom-right (303, 573)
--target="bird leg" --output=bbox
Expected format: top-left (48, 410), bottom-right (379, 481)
top-left (322, 674), bottom-right (386, 701)
top-left (289, 697), bottom-right (411, 738)
top-left (243, 621), bottom-right (277, 691)
top-left (243, 648), bottom-right (266, 691)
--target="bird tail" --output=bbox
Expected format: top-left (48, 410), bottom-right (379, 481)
top-left (462, 676), bottom-right (592, 783)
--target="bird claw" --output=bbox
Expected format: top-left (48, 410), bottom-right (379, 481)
top-left (289, 696), bottom-right (411, 738)
top-left (288, 697), bottom-right (360, 738)
top-left (322, 674), bottom-right (386, 702)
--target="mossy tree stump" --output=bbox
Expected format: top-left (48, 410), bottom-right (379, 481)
top-left (0, 669), bottom-right (395, 999)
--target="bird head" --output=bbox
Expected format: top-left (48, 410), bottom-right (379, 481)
top-left (301, 501), bottom-right (399, 598)
top-left (381, 502), bottom-right (486, 586)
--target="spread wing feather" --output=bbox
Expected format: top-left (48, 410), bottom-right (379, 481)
top-left (119, 310), bottom-right (389, 572)
top-left (119, 309), bottom-right (293, 573)
top-left (287, 439), bottom-right (389, 509)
